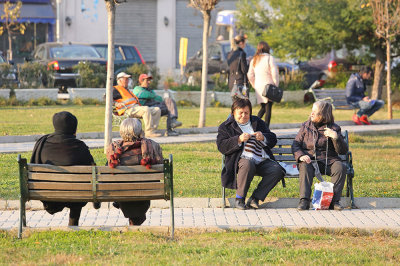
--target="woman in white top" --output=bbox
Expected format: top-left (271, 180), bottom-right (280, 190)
top-left (247, 41), bottom-right (279, 128)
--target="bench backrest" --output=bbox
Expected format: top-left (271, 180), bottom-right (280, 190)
top-left (311, 89), bottom-right (353, 110)
top-left (19, 159), bottom-right (172, 203)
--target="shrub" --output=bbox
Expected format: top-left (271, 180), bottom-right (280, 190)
top-left (211, 73), bottom-right (229, 92)
top-left (18, 62), bottom-right (53, 88)
top-left (280, 71), bottom-right (305, 91)
top-left (72, 97), bottom-right (103, 106)
top-left (125, 64), bottom-right (160, 90)
top-left (170, 84), bottom-right (201, 91)
top-left (0, 63), bottom-right (18, 89)
top-left (73, 62), bottom-right (106, 88)
top-left (324, 66), bottom-right (351, 89)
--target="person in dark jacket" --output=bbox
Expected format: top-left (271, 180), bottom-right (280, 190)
top-left (30, 111), bottom-right (94, 226)
top-left (345, 66), bottom-right (384, 125)
top-left (216, 98), bottom-right (285, 210)
top-left (227, 35), bottom-right (249, 101)
top-left (292, 101), bottom-right (348, 211)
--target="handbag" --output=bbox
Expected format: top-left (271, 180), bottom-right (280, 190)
top-left (261, 55), bottom-right (283, 103)
top-left (262, 84), bottom-right (283, 103)
top-left (230, 51), bottom-right (249, 100)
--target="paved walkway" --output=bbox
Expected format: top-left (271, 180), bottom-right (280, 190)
top-left (2, 207), bottom-right (400, 231)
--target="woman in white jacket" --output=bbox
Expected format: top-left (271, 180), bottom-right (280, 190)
top-left (247, 41), bottom-right (279, 128)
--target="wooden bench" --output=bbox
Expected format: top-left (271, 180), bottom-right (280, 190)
top-left (308, 88), bottom-right (355, 110)
top-left (17, 154), bottom-right (174, 239)
top-left (221, 131), bottom-right (355, 208)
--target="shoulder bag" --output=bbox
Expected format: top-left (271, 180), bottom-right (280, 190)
top-left (262, 55), bottom-right (283, 103)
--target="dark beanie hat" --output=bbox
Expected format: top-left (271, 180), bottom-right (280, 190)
top-left (53, 111), bottom-right (78, 134)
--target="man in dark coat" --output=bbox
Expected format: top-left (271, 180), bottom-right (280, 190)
top-left (31, 111), bottom-right (94, 226)
top-left (227, 35), bottom-right (249, 98)
top-left (216, 99), bottom-right (284, 210)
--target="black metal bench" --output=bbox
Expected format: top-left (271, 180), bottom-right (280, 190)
top-left (17, 154), bottom-right (175, 239)
top-left (221, 131), bottom-right (355, 208)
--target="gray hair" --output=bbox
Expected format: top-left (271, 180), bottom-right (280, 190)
top-left (119, 118), bottom-right (143, 141)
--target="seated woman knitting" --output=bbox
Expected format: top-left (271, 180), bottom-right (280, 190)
top-left (107, 118), bottom-right (163, 225)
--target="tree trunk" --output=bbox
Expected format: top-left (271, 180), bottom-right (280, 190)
top-left (198, 10), bottom-right (211, 128)
top-left (371, 45), bottom-right (385, 99)
top-left (386, 39), bottom-right (392, 119)
top-left (7, 32), bottom-right (12, 61)
top-left (104, 1), bottom-right (116, 153)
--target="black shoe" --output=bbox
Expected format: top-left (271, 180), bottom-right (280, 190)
top-left (112, 202), bottom-right (120, 209)
top-left (235, 198), bottom-right (247, 210)
top-left (93, 202), bottom-right (101, 209)
top-left (246, 196), bottom-right (259, 209)
top-left (297, 198), bottom-right (310, 210)
top-left (329, 202), bottom-right (343, 211)
top-left (170, 119), bottom-right (182, 128)
top-left (165, 129), bottom-right (179, 136)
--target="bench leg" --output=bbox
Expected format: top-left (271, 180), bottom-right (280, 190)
top-left (222, 187), bottom-right (226, 209)
top-left (170, 185), bottom-right (174, 239)
top-left (18, 198), bottom-right (26, 239)
top-left (347, 175), bottom-right (356, 209)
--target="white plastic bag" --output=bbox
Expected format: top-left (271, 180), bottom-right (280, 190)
top-left (278, 162), bottom-right (299, 176)
top-left (312, 181), bottom-right (334, 210)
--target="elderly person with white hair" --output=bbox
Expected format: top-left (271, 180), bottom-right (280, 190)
top-left (107, 118), bottom-right (163, 225)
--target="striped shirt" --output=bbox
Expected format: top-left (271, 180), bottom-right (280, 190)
top-left (237, 121), bottom-right (269, 164)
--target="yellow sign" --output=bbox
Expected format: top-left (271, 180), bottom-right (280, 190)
top-left (179, 37), bottom-right (188, 67)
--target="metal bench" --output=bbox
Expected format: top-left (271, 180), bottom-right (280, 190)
top-left (308, 88), bottom-right (355, 110)
top-left (221, 131), bottom-right (355, 208)
top-left (17, 154), bottom-right (175, 239)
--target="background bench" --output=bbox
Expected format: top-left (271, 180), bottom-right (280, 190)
top-left (17, 154), bottom-right (174, 239)
top-left (221, 131), bottom-right (355, 209)
top-left (308, 88), bottom-right (355, 110)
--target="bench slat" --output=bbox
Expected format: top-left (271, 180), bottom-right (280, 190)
top-left (27, 182), bottom-right (164, 191)
top-left (97, 173), bottom-right (164, 182)
top-left (276, 139), bottom-right (295, 146)
top-left (274, 155), bottom-right (296, 161)
top-left (270, 147), bottom-right (293, 154)
top-left (29, 189), bottom-right (165, 200)
top-left (28, 164), bottom-right (164, 174)
top-left (29, 172), bottom-right (92, 182)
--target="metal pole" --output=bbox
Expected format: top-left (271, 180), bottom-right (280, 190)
top-left (56, 0), bottom-right (61, 42)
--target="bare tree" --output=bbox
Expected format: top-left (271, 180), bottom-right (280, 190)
top-left (370, 0), bottom-right (400, 119)
top-left (189, 0), bottom-right (220, 128)
top-left (104, 0), bottom-right (117, 153)
top-left (0, 1), bottom-right (26, 61)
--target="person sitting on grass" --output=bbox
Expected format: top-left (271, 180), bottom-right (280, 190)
top-left (31, 111), bottom-right (94, 226)
top-left (106, 118), bottom-right (163, 225)
top-left (216, 98), bottom-right (285, 210)
top-left (345, 66), bottom-right (384, 125)
top-left (292, 101), bottom-right (348, 211)
top-left (132, 73), bottom-right (182, 136)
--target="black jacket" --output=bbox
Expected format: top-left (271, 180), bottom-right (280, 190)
top-left (292, 119), bottom-right (348, 165)
top-left (227, 48), bottom-right (248, 90)
top-left (216, 115), bottom-right (277, 189)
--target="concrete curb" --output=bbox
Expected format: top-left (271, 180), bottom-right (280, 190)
top-left (1, 197), bottom-right (399, 211)
top-left (1, 119), bottom-right (399, 144)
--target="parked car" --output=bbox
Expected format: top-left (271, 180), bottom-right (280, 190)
top-left (27, 42), bottom-right (106, 87)
top-left (91, 43), bottom-right (145, 75)
top-left (298, 48), bottom-right (364, 88)
top-left (0, 51), bottom-right (18, 87)
top-left (185, 41), bottom-right (298, 85)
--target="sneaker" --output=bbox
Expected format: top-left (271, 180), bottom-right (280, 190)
top-left (246, 196), bottom-right (259, 209)
top-left (329, 202), bottom-right (343, 211)
top-left (297, 198), bottom-right (310, 210)
top-left (170, 119), bottom-right (182, 129)
top-left (93, 202), bottom-right (101, 209)
top-left (360, 115), bottom-right (371, 125)
top-left (145, 130), bottom-right (162, 138)
top-left (165, 129), bottom-right (179, 136)
top-left (235, 198), bottom-right (247, 210)
top-left (352, 114), bottom-right (362, 125)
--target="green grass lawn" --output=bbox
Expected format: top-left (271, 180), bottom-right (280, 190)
top-left (1, 134), bottom-right (399, 200)
top-left (0, 229), bottom-right (399, 264)
top-left (0, 104), bottom-right (398, 136)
